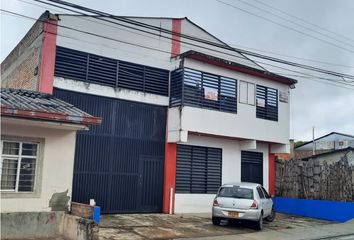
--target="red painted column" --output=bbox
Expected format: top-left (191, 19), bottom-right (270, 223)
top-left (171, 19), bottom-right (182, 58)
top-left (162, 18), bottom-right (182, 214)
top-left (163, 143), bottom-right (177, 213)
top-left (39, 19), bottom-right (57, 94)
top-left (268, 146), bottom-right (276, 195)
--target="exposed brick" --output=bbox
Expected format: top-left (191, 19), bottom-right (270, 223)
top-left (2, 47), bottom-right (40, 90)
top-left (71, 202), bottom-right (94, 219)
top-left (1, 11), bottom-right (52, 91)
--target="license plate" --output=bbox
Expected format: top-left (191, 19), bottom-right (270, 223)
top-left (228, 211), bottom-right (239, 218)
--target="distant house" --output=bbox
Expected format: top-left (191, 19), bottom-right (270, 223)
top-left (295, 132), bottom-right (354, 159)
top-left (301, 147), bottom-right (354, 165)
top-left (1, 88), bottom-right (101, 213)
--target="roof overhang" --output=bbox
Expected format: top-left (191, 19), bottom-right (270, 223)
top-left (1, 106), bottom-right (102, 126)
top-left (175, 50), bottom-right (298, 86)
top-left (1, 117), bottom-right (89, 131)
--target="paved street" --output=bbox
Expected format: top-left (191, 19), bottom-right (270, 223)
top-left (99, 213), bottom-right (334, 239)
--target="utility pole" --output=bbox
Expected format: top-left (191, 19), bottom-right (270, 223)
top-left (312, 126), bottom-right (315, 155)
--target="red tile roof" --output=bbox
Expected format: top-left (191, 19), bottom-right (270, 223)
top-left (1, 88), bottom-right (101, 125)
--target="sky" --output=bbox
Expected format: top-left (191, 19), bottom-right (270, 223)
top-left (1, 0), bottom-right (354, 141)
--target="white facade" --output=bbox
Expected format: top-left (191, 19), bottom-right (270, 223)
top-left (52, 15), bottom-right (294, 213)
top-left (174, 134), bottom-right (269, 213)
top-left (1, 117), bottom-right (82, 212)
top-left (168, 58), bottom-right (291, 145)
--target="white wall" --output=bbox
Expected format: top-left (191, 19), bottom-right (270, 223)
top-left (56, 16), bottom-right (261, 71)
top-left (57, 16), bottom-right (174, 70)
top-left (1, 118), bottom-right (78, 212)
top-left (54, 77), bottom-right (169, 106)
top-left (168, 58), bottom-right (291, 145)
top-left (174, 134), bottom-right (269, 213)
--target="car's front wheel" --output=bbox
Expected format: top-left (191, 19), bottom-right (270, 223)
top-left (212, 217), bottom-right (221, 225)
top-left (265, 207), bottom-right (276, 222)
top-left (255, 215), bottom-right (263, 230)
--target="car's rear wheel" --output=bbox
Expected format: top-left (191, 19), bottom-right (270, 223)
top-left (265, 207), bottom-right (276, 222)
top-left (212, 217), bottom-right (221, 225)
top-left (255, 215), bottom-right (263, 230)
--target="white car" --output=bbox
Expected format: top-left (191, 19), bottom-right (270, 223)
top-left (212, 182), bottom-right (275, 230)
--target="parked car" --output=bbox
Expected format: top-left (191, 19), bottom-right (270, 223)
top-left (212, 182), bottom-right (275, 230)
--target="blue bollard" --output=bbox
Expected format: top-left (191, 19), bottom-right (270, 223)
top-left (93, 206), bottom-right (100, 224)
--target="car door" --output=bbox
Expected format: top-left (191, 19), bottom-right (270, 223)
top-left (256, 186), bottom-right (266, 215)
top-left (261, 187), bottom-right (272, 216)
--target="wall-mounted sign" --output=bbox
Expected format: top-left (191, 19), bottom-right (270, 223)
top-left (204, 87), bottom-right (218, 101)
top-left (256, 98), bottom-right (265, 107)
top-left (279, 91), bottom-right (289, 103)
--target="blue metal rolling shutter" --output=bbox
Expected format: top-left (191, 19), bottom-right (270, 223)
top-left (176, 145), bottom-right (222, 194)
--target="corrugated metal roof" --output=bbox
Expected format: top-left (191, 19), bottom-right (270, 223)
top-left (1, 88), bottom-right (101, 125)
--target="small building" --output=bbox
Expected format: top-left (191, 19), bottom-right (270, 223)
top-left (295, 132), bottom-right (354, 159)
top-left (1, 88), bottom-right (101, 212)
top-left (1, 11), bottom-right (296, 213)
top-left (301, 147), bottom-right (354, 166)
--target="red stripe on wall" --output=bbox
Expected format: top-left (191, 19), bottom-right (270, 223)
top-left (163, 142), bottom-right (177, 213)
top-left (39, 19), bottom-right (57, 94)
top-left (268, 146), bottom-right (276, 195)
top-left (171, 19), bottom-right (182, 58)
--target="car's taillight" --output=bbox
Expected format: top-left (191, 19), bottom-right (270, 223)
top-left (213, 198), bottom-right (219, 206)
top-left (250, 200), bottom-right (258, 209)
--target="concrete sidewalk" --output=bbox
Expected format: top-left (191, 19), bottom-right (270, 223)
top-left (99, 213), bottom-right (332, 239)
top-left (185, 220), bottom-right (354, 240)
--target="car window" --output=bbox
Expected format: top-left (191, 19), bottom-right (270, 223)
top-left (261, 187), bottom-right (271, 199)
top-left (218, 186), bottom-right (254, 199)
top-left (257, 187), bottom-right (265, 199)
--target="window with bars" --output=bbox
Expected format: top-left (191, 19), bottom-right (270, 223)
top-left (1, 141), bottom-right (38, 192)
top-left (170, 68), bottom-right (237, 113)
top-left (176, 144), bottom-right (222, 194)
top-left (256, 85), bottom-right (278, 121)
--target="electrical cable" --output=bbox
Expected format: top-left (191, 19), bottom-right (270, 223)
top-left (2, 8), bottom-right (354, 91)
top-left (216, 0), bottom-right (354, 53)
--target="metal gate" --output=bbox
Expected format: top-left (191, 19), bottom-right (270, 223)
top-left (241, 151), bottom-right (263, 185)
top-left (53, 89), bottom-right (166, 213)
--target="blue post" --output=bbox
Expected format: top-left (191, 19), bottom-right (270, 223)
top-left (93, 206), bottom-right (100, 224)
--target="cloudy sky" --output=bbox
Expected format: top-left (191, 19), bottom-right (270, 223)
top-left (1, 0), bottom-right (354, 141)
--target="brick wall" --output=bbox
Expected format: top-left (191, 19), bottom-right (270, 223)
top-left (1, 12), bottom-right (49, 90)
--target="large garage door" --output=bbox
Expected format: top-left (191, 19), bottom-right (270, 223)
top-left (241, 151), bottom-right (263, 185)
top-left (53, 89), bottom-right (166, 213)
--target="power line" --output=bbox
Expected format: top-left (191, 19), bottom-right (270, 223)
top-left (34, 0), bottom-right (354, 81)
top-left (234, 0), bottom-right (354, 49)
top-left (230, 43), bottom-right (354, 69)
top-left (1, 10), bottom-right (182, 66)
top-left (2, 8), bottom-right (354, 90)
top-left (251, 0), bottom-right (354, 44)
top-left (0, 9), bottom-right (172, 55)
top-left (16, 0), bottom-right (354, 71)
top-left (216, 0), bottom-right (354, 54)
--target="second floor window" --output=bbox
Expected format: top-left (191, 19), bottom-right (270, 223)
top-left (170, 68), bottom-right (237, 113)
top-left (256, 85), bottom-right (278, 121)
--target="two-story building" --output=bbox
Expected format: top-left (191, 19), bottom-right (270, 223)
top-left (1, 11), bottom-right (297, 214)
